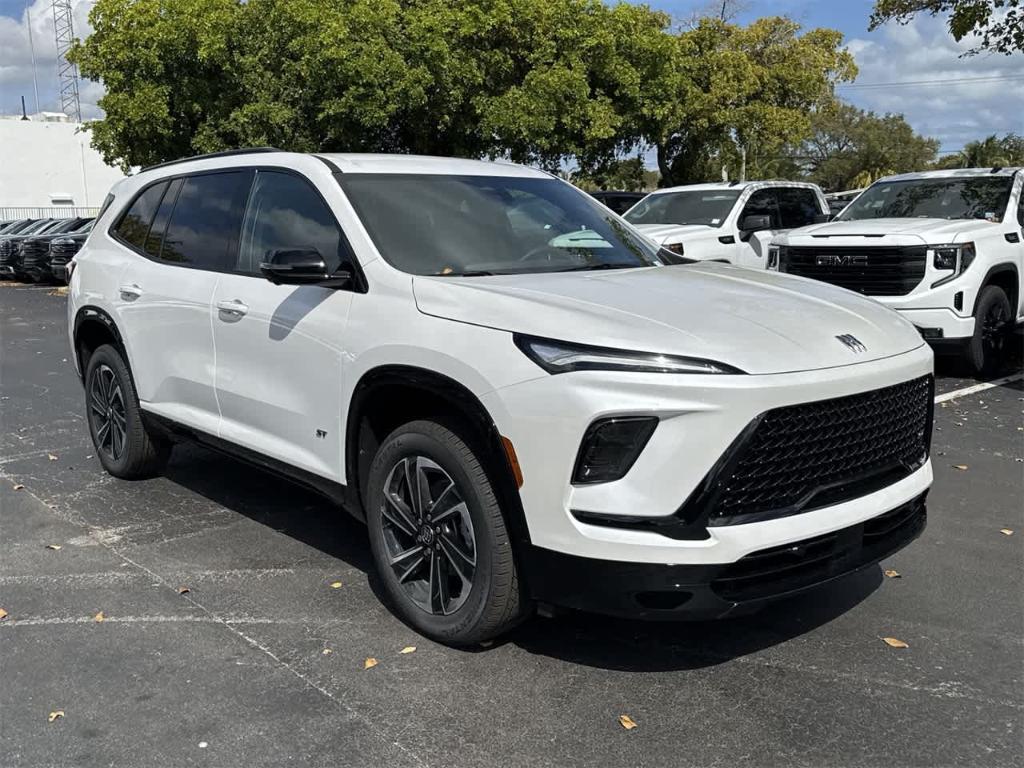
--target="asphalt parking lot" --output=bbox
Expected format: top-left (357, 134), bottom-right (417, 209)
top-left (1, 282), bottom-right (1022, 768)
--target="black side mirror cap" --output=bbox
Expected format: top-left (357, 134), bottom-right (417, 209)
top-left (260, 248), bottom-right (351, 287)
top-left (738, 214), bottom-right (772, 241)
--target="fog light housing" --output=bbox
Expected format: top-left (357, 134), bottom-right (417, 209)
top-left (572, 416), bottom-right (658, 485)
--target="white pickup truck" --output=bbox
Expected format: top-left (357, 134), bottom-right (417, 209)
top-left (771, 168), bottom-right (1023, 374)
top-left (623, 181), bottom-right (829, 269)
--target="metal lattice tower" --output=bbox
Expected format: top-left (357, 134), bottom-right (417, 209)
top-left (52, 0), bottom-right (82, 122)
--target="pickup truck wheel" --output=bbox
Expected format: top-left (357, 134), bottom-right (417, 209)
top-left (967, 285), bottom-right (1011, 377)
top-left (366, 420), bottom-right (525, 646)
top-left (84, 344), bottom-right (171, 479)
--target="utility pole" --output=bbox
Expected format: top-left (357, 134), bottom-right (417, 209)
top-left (740, 145), bottom-right (747, 183)
top-left (52, 0), bottom-right (82, 122)
top-left (26, 3), bottom-right (40, 114)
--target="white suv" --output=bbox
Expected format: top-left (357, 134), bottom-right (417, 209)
top-left (623, 181), bottom-right (829, 268)
top-left (68, 150), bottom-right (933, 645)
top-left (772, 168), bottom-right (1023, 374)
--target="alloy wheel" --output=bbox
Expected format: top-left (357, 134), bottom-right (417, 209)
top-left (380, 456), bottom-right (477, 616)
top-left (89, 363), bottom-right (127, 461)
top-left (981, 300), bottom-right (1009, 356)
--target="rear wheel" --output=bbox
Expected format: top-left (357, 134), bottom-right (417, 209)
top-left (366, 420), bottom-right (526, 645)
top-left (967, 285), bottom-right (1012, 377)
top-left (84, 344), bottom-right (171, 479)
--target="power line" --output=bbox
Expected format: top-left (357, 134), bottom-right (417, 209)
top-left (839, 74), bottom-right (1024, 90)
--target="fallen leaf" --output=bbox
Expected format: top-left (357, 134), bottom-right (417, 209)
top-left (48, 710), bottom-right (65, 723)
top-left (321, 648), bottom-right (333, 656)
top-left (45, 544), bottom-right (62, 551)
top-left (952, 464), bottom-right (968, 471)
top-left (47, 454), bottom-right (58, 461)
top-left (13, 484), bottom-right (24, 491)
top-left (0, 608), bottom-right (8, 621)
top-left (883, 569), bottom-right (901, 579)
top-left (399, 646), bottom-right (416, 655)
top-left (363, 657), bottom-right (378, 669)
top-left (1000, 528), bottom-right (1014, 536)
top-left (329, 581), bottom-right (343, 589)
top-left (93, 611), bottom-right (105, 623)
top-left (618, 714), bottom-right (638, 730)
top-left (177, 586), bottom-right (190, 595)
top-left (882, 637), bottom-right (908, 649)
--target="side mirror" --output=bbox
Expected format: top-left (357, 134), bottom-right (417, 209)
top-left (260, 248), bottom-right (351, 287)
top-left (737, 214), bottom-right (771, 241)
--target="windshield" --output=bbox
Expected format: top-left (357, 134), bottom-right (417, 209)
top-left (838, 177), bottom-right (1014, 222)
top-left (624, 190), bottom-right (740, 227)
top-left (339, 174), bottom-right (668, 276)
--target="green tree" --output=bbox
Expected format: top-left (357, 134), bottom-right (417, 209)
top-left (796, 103), bottom-right (940, 190)
top-left (870, 1), bottom-right (1023, 55)
top-left (643, 18), bottom-right (857, 187)
top-left (70, 0), bottom-right (672, 171)
top-left (936, 133), bottom-right (1024, 167)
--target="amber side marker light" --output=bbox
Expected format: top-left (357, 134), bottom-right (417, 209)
top-left (501, 436), bottom-right (524, 488)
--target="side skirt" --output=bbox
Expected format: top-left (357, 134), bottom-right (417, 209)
top-left (141, 411), bottom-right (365, 522)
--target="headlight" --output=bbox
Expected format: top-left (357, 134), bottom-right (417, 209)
top-left (664, 242), bottom-right (685, 256)
top-left (931, 242), bottom-right (975, 287)
top-left (514, 334), bottom-right (744, 374)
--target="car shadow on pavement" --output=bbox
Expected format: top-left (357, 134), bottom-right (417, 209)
top-left (507, 567), bottom-right (883, 671)
top-left (164, 441), bottom-right (884, 672)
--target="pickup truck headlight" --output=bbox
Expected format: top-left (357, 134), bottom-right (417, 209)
top-left (931, 242), bottom-right (975, 287)
top-left (664, 242), bottom-right (685, 256)
top-left (514, 334), bottom-right (743, 375)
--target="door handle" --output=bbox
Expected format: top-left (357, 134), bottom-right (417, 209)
top-left (216, 299), bottom-right (249, 318)
top-left (119, 283), bottom-right (142, 301)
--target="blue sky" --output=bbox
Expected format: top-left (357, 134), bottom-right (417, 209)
top-left (1, 0), bottom-right (1021, 156)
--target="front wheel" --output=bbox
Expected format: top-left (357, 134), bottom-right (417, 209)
top-left (365, 420), bottom-right (526, 645)
top-left (967, 285), bottom-right (1012, 377)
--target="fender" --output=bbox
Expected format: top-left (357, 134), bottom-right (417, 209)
top-left (72, 305), bottom-right (126, 379)
top-left (971, 262), bottom-right (1020, 316)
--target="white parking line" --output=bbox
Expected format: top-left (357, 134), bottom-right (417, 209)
top-left (934, 372), bottom-right (1024, 404)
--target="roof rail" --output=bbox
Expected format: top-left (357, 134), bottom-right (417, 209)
top-left (140, 147), bottom-right (284, 173)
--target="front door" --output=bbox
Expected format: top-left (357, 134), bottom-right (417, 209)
top-left (212, 169), bottom-right (356, 481)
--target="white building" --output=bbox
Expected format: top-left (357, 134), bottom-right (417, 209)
top-left (0, 116), bottom-right (127, 219)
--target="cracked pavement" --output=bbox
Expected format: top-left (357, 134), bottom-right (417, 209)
top-left (1, 283), bottom-right (1022, 767)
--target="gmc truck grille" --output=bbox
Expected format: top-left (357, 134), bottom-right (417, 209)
top-left (782, 245), bottom-right (926, 296)
top-left (684, 375), bottom-right (933, 525)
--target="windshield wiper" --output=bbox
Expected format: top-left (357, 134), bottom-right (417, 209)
top-left (554, 263), bottom-right (643, 273)
top-left (434, 270), bottom-right (495, 277)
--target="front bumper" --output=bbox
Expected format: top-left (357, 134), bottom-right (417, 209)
top-left (892, 307), bottom-right (975, 341)
top-left (0, 264), bottom-right (16, 276)
top-left (526, 492), bottom-right (926, 619)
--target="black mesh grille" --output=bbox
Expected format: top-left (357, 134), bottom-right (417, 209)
top-left (782, 245), bottom-right (926, 296)
top-left (703, 376), bottom-right (932, 524)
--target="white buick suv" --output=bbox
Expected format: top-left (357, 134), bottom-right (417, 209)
top-left (68, 150), bottom-right (934, 645)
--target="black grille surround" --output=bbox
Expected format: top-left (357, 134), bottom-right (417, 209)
top-left (687, 375), bottom-right (933, 527)
top-left (781, 244), bottom-right (926, 296)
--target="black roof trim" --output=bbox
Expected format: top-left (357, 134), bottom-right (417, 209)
top-left (313, 154), bottom-right (343, 173)
top-left (140, 147), bottom-right (284, 173)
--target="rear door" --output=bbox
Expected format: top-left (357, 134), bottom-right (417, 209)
top-left (212, 169), bottom-right (356, 481)
top-left (115, 171), bottom-right (251, 435)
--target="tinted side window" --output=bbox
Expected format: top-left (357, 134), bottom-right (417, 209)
top-left (114, 182), bottom-right (168, 251)
top-left (776, 188), bottom-right (821, 229)
top-left (236, 170), bottom-right (345, 274)
top-left (741, 189), bottom-right (779, 228)
top-left (160, 172), bottom-right (250, 269)
top-left (145, 178), bottom-right (182, 258)
top-left (1017, 192), bottom-right (1023, 226)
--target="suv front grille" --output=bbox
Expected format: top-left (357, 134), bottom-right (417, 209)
top-left (685, 376), bottom-right (933, 525)
top-left (782, 245), bottom-right (926, 296)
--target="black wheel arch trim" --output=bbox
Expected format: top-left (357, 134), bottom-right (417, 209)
top-left (73, 305), bottom-right (127, 380)
top-left (971, 263), bottom-right (1020, 317)
top-left (345, 365), bottom-right (533, 550)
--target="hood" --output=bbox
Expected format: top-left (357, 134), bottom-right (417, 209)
top-left (412, 264), bottom-right (925, 376)
top-left (632, 223), bottom-right (715, 243)
top-left (787, 217), bottom-right (1000, 242)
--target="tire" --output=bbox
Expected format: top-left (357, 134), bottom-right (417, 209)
top-left (966, 285), bottom-right (1012, 377)
top-left (84, 344), bottom-right (171, 479)
top-left (365, 420), bottom-right (526, 646)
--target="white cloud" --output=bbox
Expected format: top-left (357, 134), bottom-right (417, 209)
top-left (0, 0), bottom-right (100, 118)
top-left (843, 14), bottom-right (1024, 153)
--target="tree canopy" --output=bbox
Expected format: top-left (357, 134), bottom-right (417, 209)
top-left (71, 0), bottom-right (857, 178)
top-left (870, 0), bottom-right (1023, 55)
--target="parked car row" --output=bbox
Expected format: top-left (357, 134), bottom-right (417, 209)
top-left (604, 168), bottom-right (1023, 374)
top-left (0, 216), bottom-right (94, 284)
